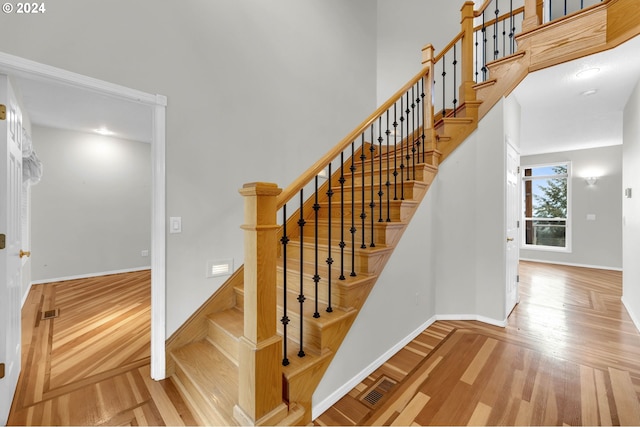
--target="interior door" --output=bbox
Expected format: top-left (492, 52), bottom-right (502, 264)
top-left (505, 141), bottom-right (520, 317)
top-left (0, 74), bottom-right (23, 426)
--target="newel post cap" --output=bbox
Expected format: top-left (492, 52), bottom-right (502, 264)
top-left (239, 182), bottom-right (282, 197)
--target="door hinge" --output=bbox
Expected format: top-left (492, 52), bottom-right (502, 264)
top-left (0, 233), bottom-right (5, 250)
top-left (0, 363), bottom-right (5, 379)
top-left (517, 275), bottom-right (520, 283)
top-left (517, 166), bottom-right (520, 174)
top-left (517, 220), bottom-right (520, 228)
top-left (0, 104), bottom-right (5, 121)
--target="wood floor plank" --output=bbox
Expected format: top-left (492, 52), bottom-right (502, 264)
top-left (315, 261), bottom-right (640, 426)
top-left (8, 271), bottom-right (198, 427)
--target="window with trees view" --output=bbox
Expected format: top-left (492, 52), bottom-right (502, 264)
top-left (522, 163), bottom-right (570, 251)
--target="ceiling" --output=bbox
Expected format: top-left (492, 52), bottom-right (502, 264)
top-left (512, 35), bottom-right (640, 156)
top-left (7, 73), bottom-right (153, 143)
top-left (3, 35), bottom-right (639, 153)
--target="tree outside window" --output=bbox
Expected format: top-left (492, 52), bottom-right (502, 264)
top-left (523, 163), bottom-right (570, 249)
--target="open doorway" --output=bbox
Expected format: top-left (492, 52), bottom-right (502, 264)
top-left (0, 51), bottom-right (167, 384)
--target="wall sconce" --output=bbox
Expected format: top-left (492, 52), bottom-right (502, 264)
top-left (585, 176), bottom-right (598, 186)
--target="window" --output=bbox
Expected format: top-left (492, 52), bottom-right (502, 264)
top-left (522, 162), bottom-right (571, 251)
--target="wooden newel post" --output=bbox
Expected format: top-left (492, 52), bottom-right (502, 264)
top-left (522, 0), bottom-right (542, 32)
top-left (421, 43), bottom-right (440, 166)
top-left (460, 1), bottom-right (477, 105)
top-left (235, 182), bottom-right (286, 425)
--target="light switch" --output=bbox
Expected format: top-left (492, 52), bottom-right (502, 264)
top-left (170, 217), bottom-right (182, 233)
top-left (586, 214), bottom-right (596, 221)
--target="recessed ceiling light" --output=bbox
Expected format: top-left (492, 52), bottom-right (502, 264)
top-left (576, 68), bottom-right (600, 78)
top-left (94, 127), bottom-right (114, 136)
top-left (581, 89), bottom-right (597, 96)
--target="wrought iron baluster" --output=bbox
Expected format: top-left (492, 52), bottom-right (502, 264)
top-left (350, 142), bottom-right (357, 277)
top-left (482, 12), bottom-right (488, 80)
top-left (494, 0), bottom-right (500, 60)
top-left (405, 92), bottom-right (411, 181)
top-left (360, 134), bottom-right (367, 250)
top-left (385, 111), bottom-right (391, 222)
top-left (400, 96), bottom-right (405, 201)
top-left (393, 104), bottom-right (398, 201)
top-left (420, 77), bottom-right (426, 164)
top-left (297, 190), bottom-right (306, 358)
top-left (475, 27), bottom-right (480, 82)
top-left (509, 0), bottom-right (515, 54)
top-left (410, 86), bottom-right (416, 179)
top-left (369, 124), bottom-right (376, 248)
top-left (313, 176), bottom-right (320, 319)
top-left (502, 15), bottom-right (506, 58)
top-left (339, 153), bottom-right (346, 281)
top-left (453, 44), bottom-right (458, 118)
top-left (441, 54), bottom-right (446, 118)
top-left (378, 117), bottom-right (384, 224)
top-left (281, 204), bottom-right (290, 366)
top-left (414, 83), bottom-right (420, 169)
top-left (326, 162), bottom-right (333, 313)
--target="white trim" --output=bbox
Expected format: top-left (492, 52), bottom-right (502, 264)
top-left (519, 258), bottom-right (623, 272)
top-left (30, 267), bottom-right (151, 285)
top-left (0, 50), bottom-right (167, 381)
top-left (21, 281), bottom-right (32, 308)
top-left (0, 52), bottom-right (165, 107)
top-left (435, 314), bottom-right (507, 328)
top-left (311, 316), bottom-right (437, 420)
top-left (151, 98), bottom-right (167, 380)
top-left (621, 296), bottom-right (640, 333)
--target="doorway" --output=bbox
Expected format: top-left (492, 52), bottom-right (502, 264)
top-left (0, 51), bottom-right (167, 382)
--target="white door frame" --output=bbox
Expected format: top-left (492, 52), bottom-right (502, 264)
top-left (505, 139), bottom-right (520, 317)
top-left (0, 51), bottom-right (167, 380)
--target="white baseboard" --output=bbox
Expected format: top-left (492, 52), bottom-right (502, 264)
top-left (621, 296), bottom-right (640, 333)
top-left (30, 266), bottom-right (151, 285)
top-left (21, 282), bottom-right (32, 308)
top-left (311, 315), bottom-right (437, 420)
top-left (311, 311), bottom-right (510, 419)
top-left (519, 258), bottom-right (622, 272)
top-left (435, 313), bottom-right (507, 328)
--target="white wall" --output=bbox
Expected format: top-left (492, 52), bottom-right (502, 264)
top-left (432, 99), bottom-right (514, 323)
top-left (313, 186), bottom-right (437, 417)
top-left (622, 79), bottom-right (640, 330)
top-left (376, 1), bottom-right (461, 104)
top-left (0, 0), bottom-right (378, 335)
top-left (520, 145), bottom-right (623, 270)
top-left (29, 126), bottom-right (151, 282)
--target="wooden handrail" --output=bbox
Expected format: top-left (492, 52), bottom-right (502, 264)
top-left (474, 0), bottom-right (495, 17)
top-left (433, 30), bottom-right (464, 64)
top-left (473, 6), bottom-right (525, 32)
top-left (276, 65), bottom-right (431, 209)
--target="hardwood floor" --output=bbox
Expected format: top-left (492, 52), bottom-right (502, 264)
top-left (8, 263), bottom-right (640, 425)
top-left (8, 271), bottom-right (197, 426)
top-left (315, 261), bottom-right (640, 426)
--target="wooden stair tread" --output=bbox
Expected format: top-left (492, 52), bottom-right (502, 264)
top-left (171, 340), bottom-right (238, 425)
top-left (281, 340), bottom-right (333, 379)
top-left (208, 307), bottom-right (244, 337)
top-left (277, 260), bottom-right (377, 283)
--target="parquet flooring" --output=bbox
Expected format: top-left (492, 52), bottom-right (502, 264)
top-left (315, 261), bottom-right (640, 426)
top-left (7, 271), bottom-right (197, 426)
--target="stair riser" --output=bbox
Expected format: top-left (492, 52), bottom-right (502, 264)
top-left (284, 243), bottom-right (388, 276)
top-left (340, 168), bottom-right (432, 187)
top-left (300, 221), bottom-right (404, 247)
top-left (333, 182), bottom-right (426, 203)
top-left (206, 321), bottom-right (240, 364)
top-left (277, 309), bottom-right (357, 356)
top-left (172, 361), bottom-right (231, 424)
top-left (314, 203), bottom-right (412, 222)
top-left (276, 272), bottom-right (375, 310)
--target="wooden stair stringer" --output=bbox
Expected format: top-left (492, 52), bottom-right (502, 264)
top-left (165, 266), bottom-right (244, 376)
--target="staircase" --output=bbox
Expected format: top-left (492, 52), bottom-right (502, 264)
top-left (164, 0), bottom-right (639, 425)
